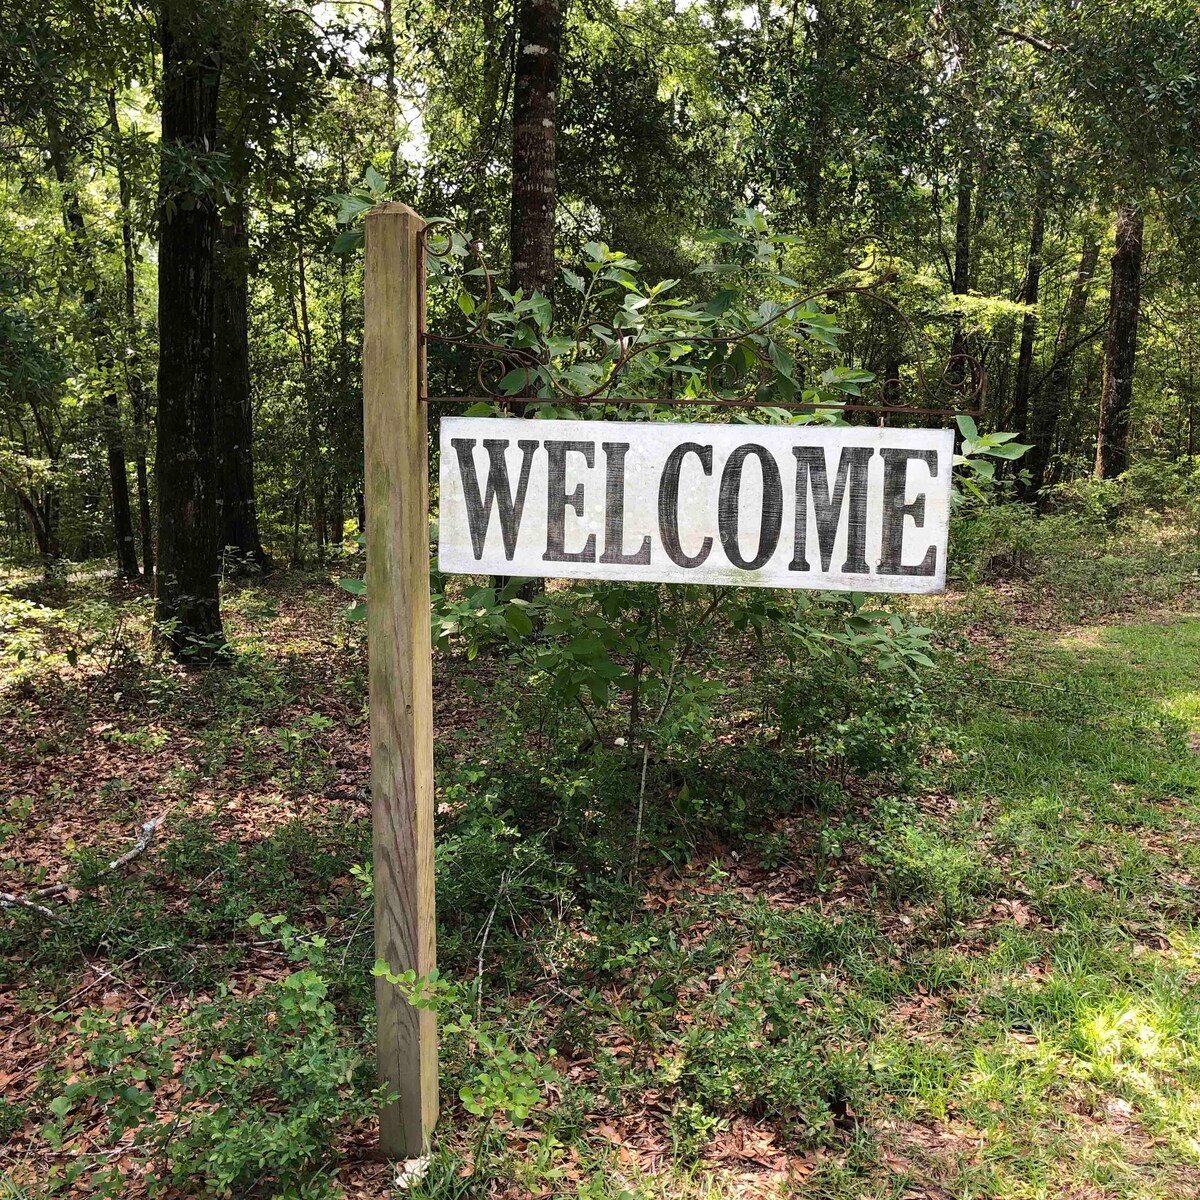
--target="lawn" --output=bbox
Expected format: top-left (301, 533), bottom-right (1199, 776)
top-left (2, 519), bottom-right (1200, 1199)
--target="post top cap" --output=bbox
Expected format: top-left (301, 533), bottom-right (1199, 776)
top-left (366, 201), bottom-right (424, 223)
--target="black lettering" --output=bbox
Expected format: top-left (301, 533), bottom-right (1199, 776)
top-left (658, 442), bottom-right (713, 568)
top-left (791, 446), bottom-right (874, 573)
top-left (543, 440), bottom-right (597, 563)
top-left (452, 437), bottom-right (538, 560)
top-left (878, 447), bottom-right (938, 576)
top-left (600, 442), bottom-right (651, 565)
top-left (718, 444), bottom-right (782, 570)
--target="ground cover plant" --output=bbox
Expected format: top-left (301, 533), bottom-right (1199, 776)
top-left (3, 499), bottom-right (1200, 1198)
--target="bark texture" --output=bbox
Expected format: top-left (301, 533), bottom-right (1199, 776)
top-left (503, 0), bottom-right (562, 600)
top-left (509, 0), bottom-right (562, 296)
top-left (1026, 233), bottom-right (1099, 495)
top-left (1011, 180), bottom-right (1048, 436)
top-left (155, 4), bottom-right (224, 655)
top-left (214, 213), bottom-right (267, 569)
top-left (1094, 204), bottom-right (1145, 479)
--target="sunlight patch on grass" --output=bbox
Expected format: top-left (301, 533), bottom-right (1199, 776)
top-left (1076, 1002), bottom-right (1171, 1072)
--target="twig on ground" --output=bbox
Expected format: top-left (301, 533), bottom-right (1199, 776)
top-left (0, 891), bottom-right (65, 922)
top-left (632, 655), bottom-right (680, 884)
top-left (1, 807), bottom-right (174, 921)
top-left (105, 808), bottom-right (173, 873)
top-left (476, 893), bottom-right (501, 1022)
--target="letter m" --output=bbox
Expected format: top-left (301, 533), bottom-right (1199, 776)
top-left (451, 438), bottom-right (538, 560)
top-left (791, 446), bottom-right (874, 573)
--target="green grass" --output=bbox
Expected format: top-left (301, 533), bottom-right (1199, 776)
top-left (5, 568), bottom-right (1200, 1197)
top-left (852, 615), bottom-right (1200, 1198)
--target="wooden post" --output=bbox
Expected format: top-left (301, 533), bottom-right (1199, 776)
top-left (363, 202), bottom-right (438, 1157)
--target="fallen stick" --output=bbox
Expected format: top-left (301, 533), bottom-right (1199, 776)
top-left (0, 890), bottom-right (65, 922)
top-left (1, 807), bottom-right (173, 921)
top-left (104, 809), bottom-right (171, 873)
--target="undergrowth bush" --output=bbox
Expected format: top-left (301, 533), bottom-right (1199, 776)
top-left (951, 479), bottom-right (1200, 616)
top-left (35, 920), bottom-right (384, 1200)
top-left (950, 502), bottom-right (1045, 582)
top-left (663, 958), bottom-right (867, 1147)
top-left (1049, 456), bottom-right (1200, 519)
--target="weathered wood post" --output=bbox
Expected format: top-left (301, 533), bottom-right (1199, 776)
top-left (363, 202), bottom-right (438, 1157)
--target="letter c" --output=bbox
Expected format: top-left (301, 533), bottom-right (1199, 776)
top-left (658, 443), bottom-right (713, 568)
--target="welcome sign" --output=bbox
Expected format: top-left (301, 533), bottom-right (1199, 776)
top-left (439, 417), bottom-right (954, 593)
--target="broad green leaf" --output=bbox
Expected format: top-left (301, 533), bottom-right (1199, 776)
top-left (363, 164), bottom-right (387, 195)
top-left (505, 605), bottom-right (534, 636)
top-left (334, 193), bottom-right (373, 225)
top-left (985, 441), bottom-right (1034, 460)
top-left (332, 227), bottom-right (364, 256)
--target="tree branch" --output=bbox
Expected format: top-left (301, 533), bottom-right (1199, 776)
top-left (995, 26), bottom-right (1058, 54)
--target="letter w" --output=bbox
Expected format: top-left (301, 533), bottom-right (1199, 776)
top-left (452, 438), bottom-right (539, 560)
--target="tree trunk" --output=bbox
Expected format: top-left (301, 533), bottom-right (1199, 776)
top-left (291, 488), bottom-right (305, 567)
top-left (45, 104), bottom-right (140, 579)
top-left (17, 487), bottom-right (60, 583)
top-left (1011, 176), bottom-right (1049, 437)
top-left (801, 0), bottom-right (831, 225)
top-left (882, 355), bottom-right (902, 407)
top-left (214, 211), bottom-right (268, 570)
top-left (294, 233), bottom-right (325, 565)
top-left (381, 0), bottom-right (400, 187)
top-left (987, 316), bottom-right (1017, 429)
top-left (1094, 204), bottom-right (1145, 479)
top-left (103, 400), bottom-right (140, 579)
top-left (503, 0), bottom-right (561, 600)
top-left (509, 0), bottom-right (562, 296)
top-left (1026, 233), bottom-right (1100, 495)
top-left (155, 4), bottom-right (224, 657)
top-left (1188, 346), bottom-right (1197, 458)
top-left (110, 92), bottom-right (156, 577)
top-left (330, 478), bottom-right (345, 556)
top-left (948, 161), bottom-right (973, 385)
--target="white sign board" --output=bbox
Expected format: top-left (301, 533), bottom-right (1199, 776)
top-left (438, 417), bottom-right (954, 593)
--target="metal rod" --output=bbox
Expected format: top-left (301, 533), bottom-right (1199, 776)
top-left (416, 227), bottom-right (428, 399)
top-left (420, 395), bottom-right (979, 418)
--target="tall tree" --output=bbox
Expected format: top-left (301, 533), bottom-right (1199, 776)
top-left (44, 105), bottom-right (140, 579)
top-left (947, 159), bottom-right (973, 385)
top-left (106, 90), bottom-right (156, 578)
top-left (1011, 162), bottom-right (1050, 437)
top-left (501, 0), bottom-right (562, 599)
top-left (1094, 203), bottom-right (1145, 478)
top-left (509, 0), bottom-right (562, 295)
top-left (213, 0), bottom-right (324, 570)
top-left (1026, 230), bottom-right (1100, 494)
top-left (213, 211), bottom-right (267, 568)
top-left (154, 3), bottom-right (224, 655)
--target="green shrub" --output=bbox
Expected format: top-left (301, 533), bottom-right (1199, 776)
top-left (36, 922), bottom-right (385, 1200)
top-left (661, 958), bottom-right (866, 1146)
top-left (950, 502), bottom-right (1044, 582)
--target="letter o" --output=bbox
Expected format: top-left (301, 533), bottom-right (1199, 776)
top-left (718, 445), bottom-right (782, 570)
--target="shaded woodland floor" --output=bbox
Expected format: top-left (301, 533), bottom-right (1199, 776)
top-left (3, 523), bottom-right (1200, 1199)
